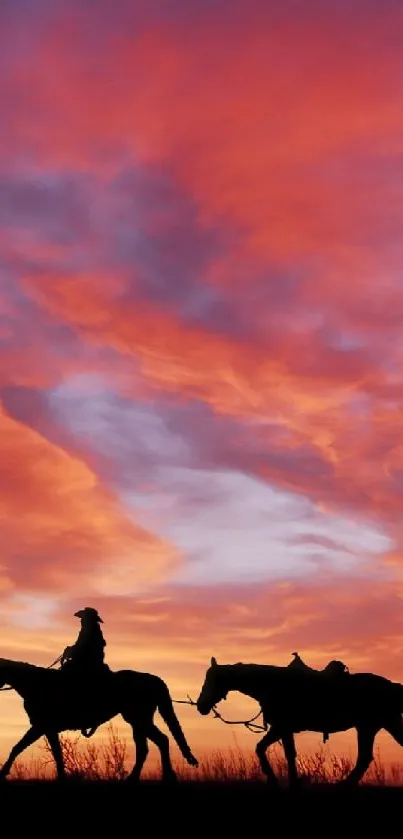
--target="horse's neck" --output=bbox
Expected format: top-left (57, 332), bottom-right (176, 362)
top-left (223, 665), bottom-right (276, 701)
top-left (1, 661), bottom-right (46, 697)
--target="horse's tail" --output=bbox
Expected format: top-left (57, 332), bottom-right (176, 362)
top-left (157, 682), bottom-right (199, 767)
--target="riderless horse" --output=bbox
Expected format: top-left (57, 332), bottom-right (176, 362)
top-left (196, 657), bottom-right (403, 787)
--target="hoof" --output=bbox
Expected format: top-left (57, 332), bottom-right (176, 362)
top-left (124, 773), bottom-right (141, 784)
top-left (162, 772), bottom-right (178, 785)
top-left (187, 754), bottom-right (199, 768)
top-left (265, 776), bottom-right (279, 790)
top-left (337, 778), bottom-right (358, 789)
top-left (288, 776), bottom-right (306, 791)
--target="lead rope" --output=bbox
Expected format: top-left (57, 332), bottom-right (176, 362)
top-left (0, 663), bottom-right (266, 737)
top-left (173, 695), bottom-right (267, 733)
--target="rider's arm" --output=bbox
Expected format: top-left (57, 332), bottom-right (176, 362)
top-left (61, 645), bottom-right (73, 663)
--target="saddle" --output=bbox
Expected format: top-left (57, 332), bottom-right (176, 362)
top-left (289, 651), bottom-right (349, 677)
top-left (57, 660), bottom-right (113, 731)
top-left (288, 652), bottom-right (350, 743)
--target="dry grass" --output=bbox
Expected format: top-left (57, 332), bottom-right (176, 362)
top-left (5, 725), bottom-right (403, 786)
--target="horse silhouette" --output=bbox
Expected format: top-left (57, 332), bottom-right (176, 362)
top-left (196, 657), bottom-right (403, 787)
top-left (0, 658), bottom-right (198, 781)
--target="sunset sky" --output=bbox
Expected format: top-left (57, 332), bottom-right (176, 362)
top-left (2, 0), bottom-right (403, 771)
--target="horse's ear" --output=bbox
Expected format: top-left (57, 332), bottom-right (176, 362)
top-left (211, 657), bottom-right (218, 667)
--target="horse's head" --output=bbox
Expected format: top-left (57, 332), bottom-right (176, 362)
top-left (196, 657), bottom-right (229, 716)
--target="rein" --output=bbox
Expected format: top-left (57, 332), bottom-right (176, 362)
top-left (173, 695), bottom-right (267, 733)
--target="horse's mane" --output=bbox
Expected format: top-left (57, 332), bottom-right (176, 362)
top-left (221, 663), bottom-right (282, 674)
top-left (218, 662), bottom-right (394, 686)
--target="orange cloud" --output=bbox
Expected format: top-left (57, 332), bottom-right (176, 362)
top-left (1, 0), bottom-right (403, 772)
top-left (0, 402), bottom-right (178, 594)
top-left (21, 272), bottom-right (403, 540)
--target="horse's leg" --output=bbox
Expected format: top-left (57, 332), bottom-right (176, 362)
top-left (46, 732), bottom-right (66, 781)
top-left (256, 725), bottom-right (283, 788)
top-left (383, 716), bottom-right (403, 748)
top-left (0, 727), bottom-right (42, 780)
top-left (341, 726), bottom-right (377, 786)
top-left (147, 723), bottom-right (177, 783)
top-left (125, 723), bottom-right (149, 783)
top-left (281, 731), bottom-right (299, 788)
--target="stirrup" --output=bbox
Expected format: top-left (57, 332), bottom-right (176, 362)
top-left (81, 726), bottom-right (98, 738)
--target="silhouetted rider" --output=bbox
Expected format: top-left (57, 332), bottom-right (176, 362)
top-left (61, 607), bottom-right (108, 676)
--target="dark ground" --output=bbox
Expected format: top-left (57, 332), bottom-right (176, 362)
top-left (1, 781), bottom-right (401, 834)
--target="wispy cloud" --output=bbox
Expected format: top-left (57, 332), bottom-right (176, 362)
top-left (1, 0), bottom-right (403, 763)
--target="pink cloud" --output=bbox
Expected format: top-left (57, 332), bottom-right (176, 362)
top-left (1, 0), bottom-right (403, 768)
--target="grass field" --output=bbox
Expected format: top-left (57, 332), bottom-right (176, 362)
top-left (2, 726), bottom-right (403, 832)
top-left (6, 724), bottom-right (403, 786)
